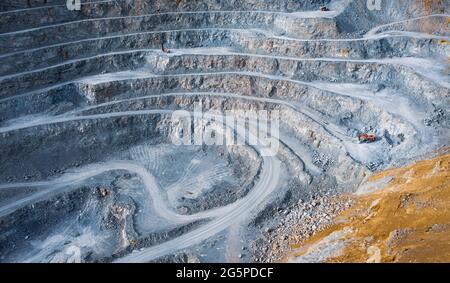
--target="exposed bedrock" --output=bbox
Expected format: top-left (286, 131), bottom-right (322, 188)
top-left (0, 10), bottom-right (339, 52)
top-left (0, 0), bottom-right (332, 32)
top-left (1, 29), bottom-right (448, 77)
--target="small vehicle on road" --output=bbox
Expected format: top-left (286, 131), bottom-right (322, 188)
top-left (161, 43), bottom-right (171, 54)
top-left (358, 133), bottom-right (377, 143)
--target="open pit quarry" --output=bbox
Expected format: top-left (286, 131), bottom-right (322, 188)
top-left (0, 0), bottom-right (448, 263)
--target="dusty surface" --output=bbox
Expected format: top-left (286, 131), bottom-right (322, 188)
top-left (286, 151), bottom-right (450, 263)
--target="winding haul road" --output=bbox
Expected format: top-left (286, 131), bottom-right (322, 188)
top-left (0, 106), bottom-right (283, 262)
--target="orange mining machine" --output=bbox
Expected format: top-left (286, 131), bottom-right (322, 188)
top-left (358, 133), bottom-right (377, 143)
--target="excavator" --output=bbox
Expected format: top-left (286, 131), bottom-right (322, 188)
top-left (161, 43), bottom-right (171, 54)
top-left (358, 133), bottom-right (377, 143)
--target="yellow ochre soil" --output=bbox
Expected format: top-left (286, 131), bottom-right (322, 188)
top-left (287, 153), bottom-right (450, 263)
